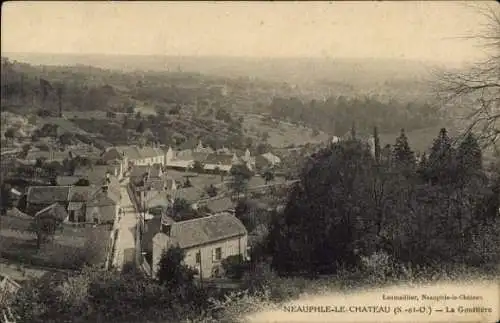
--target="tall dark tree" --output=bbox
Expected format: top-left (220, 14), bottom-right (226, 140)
top-left (456, 132), bottom-right (483, 177)
top-left (373, 126), bottom-right (381, 164)
top-left (428, 128), bottom-right (455, 185)
top-left (268, 139), bottom-right (378, 277)
top-left (392, 128), bottom-right (415, 170)
top-left (350, 122), bottom-right (357, 139)
top-left (56, 83), bottom-right (64, 117)
top-left (417, 152), bottom-right (430, 182)
top-left (136, 121), bottom-right (145, 134)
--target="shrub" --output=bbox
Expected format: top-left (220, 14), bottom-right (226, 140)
top-left (221, 255), bottom-right (250, 280)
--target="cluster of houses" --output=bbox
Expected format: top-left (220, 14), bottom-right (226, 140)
top-left (1, 138), bottom-right (285, 295)
top-left (20, 164), bottom-right (122, 224)
top-left (101, 140), bottom-right (281, 175)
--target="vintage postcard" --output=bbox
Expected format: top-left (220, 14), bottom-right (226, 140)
top-left (1, 1), bottom-right (499, 322)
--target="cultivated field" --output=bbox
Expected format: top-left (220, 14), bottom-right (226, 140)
top-left (0, 215), bottom-right (112, 270)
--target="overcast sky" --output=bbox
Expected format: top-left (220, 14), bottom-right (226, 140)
top-left (1, 1), bottom-right (496, 64)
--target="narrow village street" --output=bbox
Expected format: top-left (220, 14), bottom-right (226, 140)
top-left (112, 177), bottom-right (139, 271)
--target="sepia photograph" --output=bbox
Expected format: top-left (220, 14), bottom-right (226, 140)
top-left (1, 1), bottom-right (499, 322)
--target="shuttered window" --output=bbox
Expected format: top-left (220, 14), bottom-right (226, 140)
top-left (214, 247), bottom-right (222, 261)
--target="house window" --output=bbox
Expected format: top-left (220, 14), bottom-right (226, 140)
top-left (213, 247), bottom-right (222, 262)
top-left (195, 251), bottom-right (201, 264)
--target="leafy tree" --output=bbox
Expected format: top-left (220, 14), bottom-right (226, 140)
top-left (214, 166), bottom-right (224, 182)
top-left (206, 184), bottom-right (218, 198)
top-left (122, 115), bottom-right (129, 128)
top-left (260, 131), bottom-right (270, 142)
top-left (59, 132), bottom-right (75, 146)
top-left (156, 247), bottom-right (198, 294)
top-left (20, 143), bottom-right (31, 159)
top-left (0, 183), bottom-right (12, 215)
top-left (262, 169), bottom-right (275, 185)
top-left (229, 164), bottom-right (253, 200)
top-left (155, 106), bottom-right (166, 118)
top-left (256, 143), bottom-right (272, 155)
top-left (11, 267), bottom-right (207, 323)
top-left (192, 160), bottom-right (204, 173)
top-left (135, 111), bottom-right (142, 120)
top-left (31, 210), bottom-right (65, 249)
top-left (221, 255), bottom-right (249, 279)
top-left (4, 127), bottom-right (16, 144)
top-left (169, 105), bottom-right (181, 115)
top-left (37, 109), bottom-right (52, 117)
top-left (74, 178), bottom-right (90, 186)
top-left (172, 198), bottom-right (191, 218)
top-left (126, 105), bottom-right (135, 114)
top-left (183, 177), bottom-right (192, 188)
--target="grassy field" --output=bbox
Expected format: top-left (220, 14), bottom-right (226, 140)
top-left (0, 216), bottom-right (112, 270)
top-left (242, 114), bottom-right (331, 148)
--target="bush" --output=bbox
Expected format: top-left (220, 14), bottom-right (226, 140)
top-left (221, 255), bottom-right (250, 280)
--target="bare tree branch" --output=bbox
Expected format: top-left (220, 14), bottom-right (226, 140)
top-left (434, 4), bottom-right (500, 148)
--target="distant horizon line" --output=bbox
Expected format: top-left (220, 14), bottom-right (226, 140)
top-left (1, 51), bottom-right (473, 65)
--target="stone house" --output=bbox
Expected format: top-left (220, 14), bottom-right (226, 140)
top-left (151, 213), bottom-right (248, 279)
top-left (203, 153), bottom-right (236, 173)
top-left (101, 145), bottom-right (168, 173)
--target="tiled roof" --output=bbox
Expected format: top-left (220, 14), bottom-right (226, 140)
top-left (204, 153), bottom-right (234, 165)
top-left (68, 201), bottom-right (84, 210)
top-left (205, 197), bottom-right (234, 214)
top-left (146, 194), bottom-right (168, 209)
top-left (111, 145), bottom-right (142, 160)
top-left (130, 165), bottom-right (151, 179)
top-left (138, 147), bottom-right (164, 159)
top-left (27, 186), bottom-right (71, 204)
top-left (56, 176), bottom-right (80, 186)
top-left (25, 150), bottom-right (51, 161)
top-left (174, 186), bottom-right (206, 203)
top-left (192, 152), bottom-right (210, 163)
top-left (88, 189), bottom-right (119, 206)
top-left (74, 165), bottom-right (116, 185)
top-left (155, 213), bottom-right (247, 249)
top-left (175, 149), bottom-right (194, 161)
top-left (34, 202), bottom-right (69, 222)
top-left (68, 185), bottom-right (100, 202)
